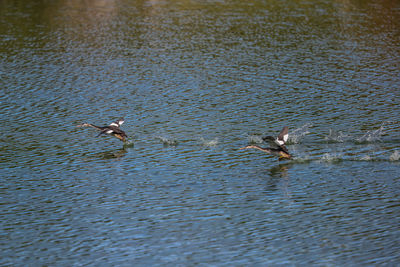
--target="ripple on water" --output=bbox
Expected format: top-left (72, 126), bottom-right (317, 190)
top-left (1, 0), bottom-right (400, 266)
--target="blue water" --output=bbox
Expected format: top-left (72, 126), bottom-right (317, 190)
top-left (1, 0), bottom-right (400, 265)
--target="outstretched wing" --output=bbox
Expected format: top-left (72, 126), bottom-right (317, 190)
top-left (276, 126), bottom-right (289, 145)
top-left (263, 127), bottom-right (290, 153)
top-left (97, 126), bottom-right (126, 137)
top-left (262, 136), bottom-right (281, 149)
top-left (109, 118), bottom-right (125, 127)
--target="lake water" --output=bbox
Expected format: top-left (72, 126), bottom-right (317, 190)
top-left (1, 0), bottom-right (400, 265)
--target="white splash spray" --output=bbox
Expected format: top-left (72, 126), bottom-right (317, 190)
top-left (123, 140), bottom-right (134, 148)
top-left (155, 136), bottom-right (179, 146)
top-left (359, 155), bottom-right (372, 161)
top-left (319, 153), bottom-right (342, 163)
top-left (199, 137), bottom-right (219, 147)
top-left (356, 121), bottom-right (393, 143)
top-left (356, 126), bottom-right (384, 143)
top-left (247, 135), bottom-right (264, 144)
top-left (389, 151), bottom-right (400, 161)
top-left (288, 123), bottom-right (312, 144)
top-left (324, 129), bottom-right (350, 143)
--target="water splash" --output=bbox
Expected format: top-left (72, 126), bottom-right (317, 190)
top-left (355, 121), bottom-right (392, 143)
top-left (288, 123), bottom-right (312, 144)
top-left (359, 155), bottom-right (372, 161)
top-left (199, 137), bottom-right (219, 147)
top-left (155, 136), bottom-right (179, 146)
top-left (247, 135), bottom-right (264, 144)
top-left (291, 155), bottom-right (312, 164)
top-left (123, 140), bottom-right (134, 148)
top-left (389, 150), bottom-right (400, 161)
top-left (319, 153), bottom-right (342, 163)
top-left (356, 126), bottom-right (384, 143)
top-left (324, 129), bottom-right (350, 143)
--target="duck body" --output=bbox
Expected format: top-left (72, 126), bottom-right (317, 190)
top-left (241, 126), bottom-right (292, 160)
top-left (240, 145), bottom-right (292, 160)
top-left (77, 118), bottom-right (127, 142)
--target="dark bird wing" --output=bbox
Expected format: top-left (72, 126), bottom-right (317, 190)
top-left (279, 144), bottom-right (290, 154)
top-left (97, 126), bottom-right (126, 137)
top-left (262, 136), bottom-right (281, 149)
top-left (263, 127), bottom-right (290, 153)
top-left (109, 126), bottom-right (126, 135)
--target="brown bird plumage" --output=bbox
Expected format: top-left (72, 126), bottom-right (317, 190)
top-left (77, 118), bottom-right (127, 142)
top-left (240, 126), bottom-right (292, 160)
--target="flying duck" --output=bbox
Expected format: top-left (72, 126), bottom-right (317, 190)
top-left (77, 118), bottom-right (127, 142)
top-left (240, 126), bottom-right (292, 160)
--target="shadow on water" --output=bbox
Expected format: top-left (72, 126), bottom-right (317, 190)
top-left (83, 141), bottom-right (134, 160)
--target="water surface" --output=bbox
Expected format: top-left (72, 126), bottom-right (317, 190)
top-left (1, 0), bottom-right (400, 265)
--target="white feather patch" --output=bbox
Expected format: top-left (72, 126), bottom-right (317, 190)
top-left (276, 139), bottom-right (284, 146)
top-left (283, 133), bottom-right (289, 143)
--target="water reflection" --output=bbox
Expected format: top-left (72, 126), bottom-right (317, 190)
top-left (269, 163), bottom-right (290, 178)
top-left (87, 147), bottom-right (127, 160)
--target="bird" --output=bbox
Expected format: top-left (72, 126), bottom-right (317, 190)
top-left (77, 118), bottom-right (128, 142)
top-left (240, 126), bottom-right (292, 160)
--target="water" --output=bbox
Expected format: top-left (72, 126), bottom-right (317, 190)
top-left (1, 0), bottom-right (400, 265)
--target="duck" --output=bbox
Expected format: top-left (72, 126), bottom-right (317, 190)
top-left (240, 126), bottom-right (292, 160)
top-left (77, 118), bottom-right (127, 142)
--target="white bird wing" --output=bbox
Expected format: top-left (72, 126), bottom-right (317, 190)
top-left (277, 126), bottom-right (289, 145)
top-left (109, 118), bottom-right (124, 127)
